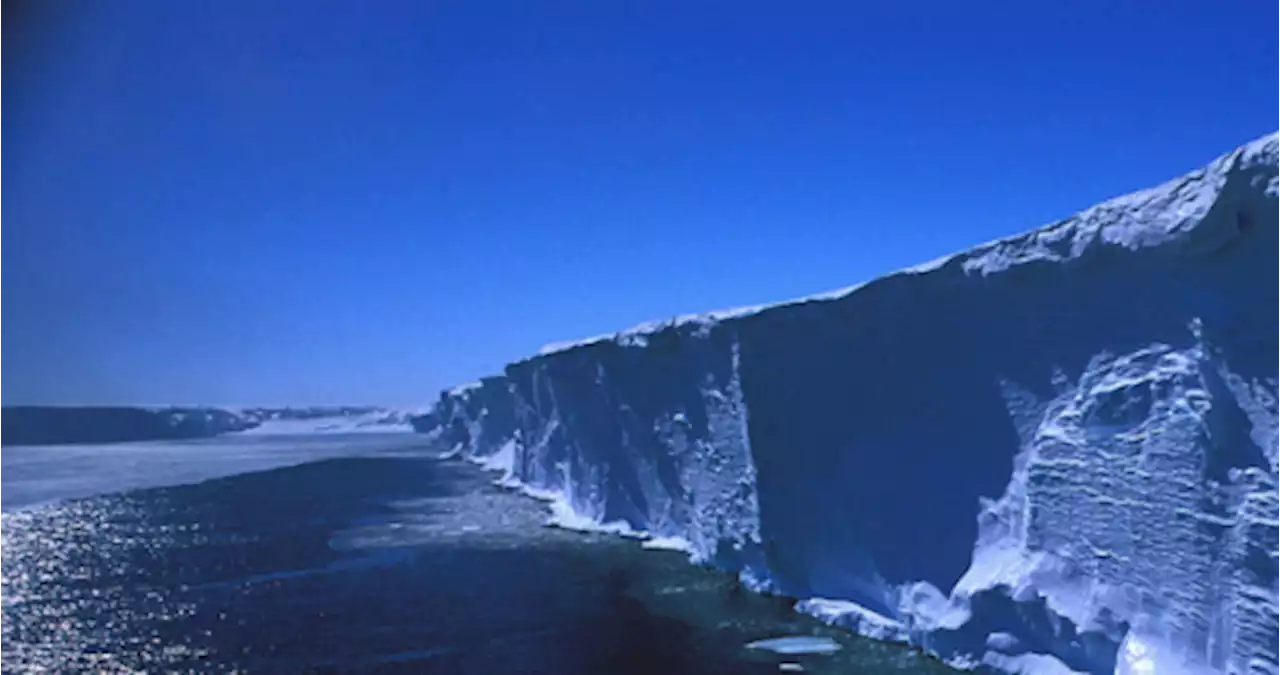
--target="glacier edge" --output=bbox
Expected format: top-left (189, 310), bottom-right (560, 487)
top-left (412, 133), bottom-right (1279, 675)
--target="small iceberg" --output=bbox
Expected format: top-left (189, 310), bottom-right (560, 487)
top-left (745, 636), bottom-right (842, 655)
top-left (640, 535), bottom-right (695, 553)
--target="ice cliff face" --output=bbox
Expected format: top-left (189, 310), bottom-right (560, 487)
top-left (412, 133), bottom-right (1279, 675)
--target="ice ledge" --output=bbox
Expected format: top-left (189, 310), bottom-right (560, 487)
top-left (532, 132), bottom-right (1277, 360)
top-left (533, 283), bottom-right (867, 358)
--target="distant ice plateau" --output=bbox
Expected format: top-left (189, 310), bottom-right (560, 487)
top-left (411, 133), bottom-right (1279, 674)
top-left (0, 406), bottom-right (414, 446)
top-left (235, 407), bottom-right (415, 435)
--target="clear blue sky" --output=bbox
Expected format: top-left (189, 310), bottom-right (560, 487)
top-left (3, 1), bottom-right (1276, 407)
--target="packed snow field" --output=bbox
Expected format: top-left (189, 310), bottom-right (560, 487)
top-left (410, 134), bottom-right (1279, 675)
top-left (0, 406), bottom-right (414, 446)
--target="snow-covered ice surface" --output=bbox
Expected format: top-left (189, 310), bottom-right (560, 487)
top-left (412, 133), bottom-right (1279, 674)
top-left (234, 410), bottom-right (415, 435)
top-left (0, 433), bottom-right (431, 511)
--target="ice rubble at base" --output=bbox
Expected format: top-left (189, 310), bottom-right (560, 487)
top-left (412, 133), bottom-right (1279, 675)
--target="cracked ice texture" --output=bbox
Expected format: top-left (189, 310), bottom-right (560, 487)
top-left (412, 133), bottom-right (1278, 674)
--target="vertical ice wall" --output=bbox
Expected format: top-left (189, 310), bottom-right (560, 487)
top-left (415, 377), bottom-right (520, 459)
top-left (503, 321), bottom-right (765, 568)
top-left (412, 133), bottom-right (1278, 674)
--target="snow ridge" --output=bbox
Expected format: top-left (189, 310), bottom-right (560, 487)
top-left (413, 133), bottom-right (1278, 674)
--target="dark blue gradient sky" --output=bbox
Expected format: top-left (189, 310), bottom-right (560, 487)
top-left (3, 0), bottom-right (1276, 406)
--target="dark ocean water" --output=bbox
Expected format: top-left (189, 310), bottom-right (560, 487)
top-left (1, 447), bottom-right (954, 674)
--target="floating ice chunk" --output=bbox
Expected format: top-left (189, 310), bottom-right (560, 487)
top-left (986, 632), bottom-right (1021, 653)
top-left (641, 535), bottom-right (695, 553)
top-left (745, 636), bottom-right (842, 655)
top-left (778, 663), bottom-right (804, 672)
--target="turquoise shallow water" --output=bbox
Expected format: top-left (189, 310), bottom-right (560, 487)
top-left (1, 441), bottom-right (954, 674)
